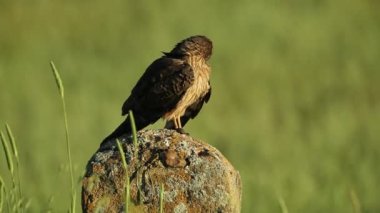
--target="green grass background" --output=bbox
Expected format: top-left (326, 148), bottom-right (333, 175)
top-left (1, 0), bottom-right (380, 212)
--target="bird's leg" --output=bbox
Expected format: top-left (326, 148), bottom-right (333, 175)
top-left (177, 117), bottom-right (182, 129)
top-left (173, 118), bottom-right (179, 129)
top-left (175, 117), bottom-right (188, 135)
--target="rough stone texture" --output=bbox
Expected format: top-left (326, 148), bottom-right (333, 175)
top-left (82, 129), bottom-right (241, 213)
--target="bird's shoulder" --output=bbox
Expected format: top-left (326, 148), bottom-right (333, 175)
top-left (146, 56), bottom-right (191, 78)
top-left (133, 56), bottom-right (191, 90)
top-left (122, 56), bottom-right (194, 115)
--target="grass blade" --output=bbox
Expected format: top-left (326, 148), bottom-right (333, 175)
top-left (350, 189), bottom-right (362, 213)
top-left (0, 176), bottom-right (4, 211)
top-left (116, 139), bottom-right (129, 212)
top-left (0, 131), bottom-right (14, 175)
top-left (50, 61), bottom-right (64, 98)
top-left (5, 123), bottom-right (22, 200)
top-left (71, 192), bottom-right (76, 213)
top-left (5, 123), bottom-right (18, 160)
top-left (277, 193), bottom-right (288, 213)
top-left (128, 110), bottom-right (142, 204)
top-left (128, 110), bottom-right (138, 148)
top-left (50, 61), bottom-right (75, 213)
top-left (117, 140), bottom-right (128, 169)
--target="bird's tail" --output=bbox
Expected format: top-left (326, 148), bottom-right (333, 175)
top-left (101, 114), bottom-right (151, 146)
top-left (101, 116), bottom-right (132, 146)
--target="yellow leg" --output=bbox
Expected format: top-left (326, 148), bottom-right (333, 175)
top-left (172, 117), bottom-right (182, 129)
top-left (177, 117), bottom-right (182, 129)
top-left (174, 118), bottom-right (179, 129)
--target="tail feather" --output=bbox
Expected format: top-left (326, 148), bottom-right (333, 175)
top-left (101, 116), bottom-right (133, 145)
top-left (101, 114), bottom-right (152, 146)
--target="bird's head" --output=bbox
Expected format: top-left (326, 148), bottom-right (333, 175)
top-left (165, 35), bottom-right (213, 61)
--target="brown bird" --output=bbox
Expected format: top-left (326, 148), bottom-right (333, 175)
top-left (102, 35), bottom-right (213, 144)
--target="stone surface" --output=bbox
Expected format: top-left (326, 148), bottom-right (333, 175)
top-left (82, 129), bottom-right (241, 213)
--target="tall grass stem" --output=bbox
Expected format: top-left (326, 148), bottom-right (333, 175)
top-left (128, 110), bottom-right (141, 203)
top-left (0, 131), bottom-right (14, 176)
top-left (0, 176), bottom-right (5, 211)
top-left (128, 110), bottom-right (138, 148)
top-left (277, 194), bottom-right (289, 213)
top-left (350, 189), bottom-right (362, 213)
top-left (50, 61), bottom-right (75, 213)
top-left (116, 139), bottom-right (130, 212)
top-left (5, 123), bottom-right (22, 200)
top-left (5, 124), bottom-right (18, 160)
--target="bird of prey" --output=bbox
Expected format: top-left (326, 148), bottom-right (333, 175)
top-left (102, 35), bottom-right (212, 144)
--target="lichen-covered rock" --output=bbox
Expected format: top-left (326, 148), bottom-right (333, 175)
top-left (82, 129), bottom-right (241, 213)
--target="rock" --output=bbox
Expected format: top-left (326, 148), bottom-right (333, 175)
top-left (82, 129), bottom-right (241, 213)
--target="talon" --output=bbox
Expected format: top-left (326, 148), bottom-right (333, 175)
top-left (176, 128), bottom-right (189, 135)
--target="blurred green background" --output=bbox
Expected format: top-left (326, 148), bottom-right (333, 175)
top-left (1, 0), bottom-right (379, 212)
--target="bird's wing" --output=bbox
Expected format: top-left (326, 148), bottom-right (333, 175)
top-left (165, 85), bottom-right (211, 129)
top-left (122, 57), bottom-right (194, 117)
